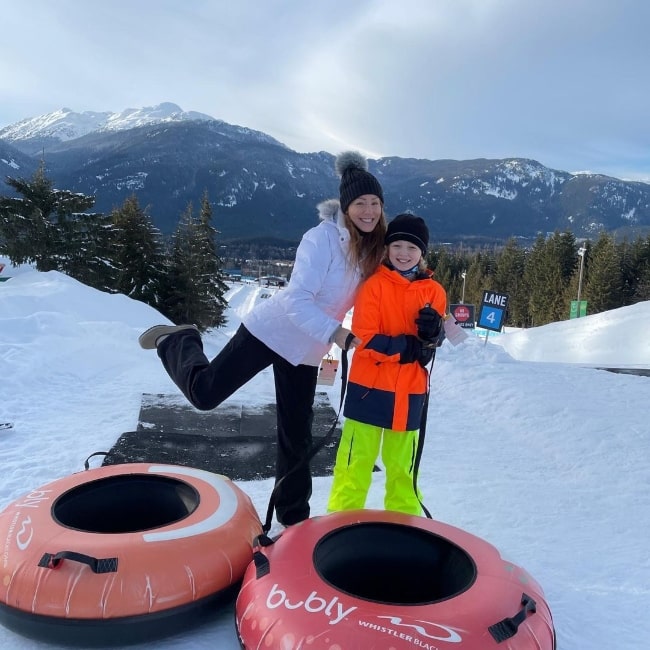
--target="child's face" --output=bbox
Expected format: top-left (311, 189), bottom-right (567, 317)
top-left (387, 240), bottom-right (422, 271)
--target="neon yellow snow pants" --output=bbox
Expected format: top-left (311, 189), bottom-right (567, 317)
top-left (327, 418), bottom-right (422, 516)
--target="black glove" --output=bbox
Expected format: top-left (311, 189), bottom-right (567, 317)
top-left (419, 346), bottom-right (435, 367)
top-left (415, 305), bottom-right (442, 343)
top-left (399, 335), bottom-right (423, 364)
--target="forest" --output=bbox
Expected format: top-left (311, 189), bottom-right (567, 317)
top-left (429, 229), bottom-right (650, 327)
top-left (0, 164), bottom-right (228, 331)
top-left (2, 165), bottom-right (649, 330)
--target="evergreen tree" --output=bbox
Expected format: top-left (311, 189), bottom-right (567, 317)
top-left (583, 232), bottom-right (622, 314)
top-left (109, 195), bottom-right (166, 306)
top-left (194, 191), bottom-right (229, 329)
top-left (60, 211), bottom-right (115, 290)
top-left (523, 234), bottom-right (565, 325)
top-left (634, 263), bottom-right (650, 302)
top-left (162, 193), bottom-right (228, 330)
top-left (625, 235), bottom-right (650, 303)
top-left (548, 231), bottom-right (579, 319)
top-left (464, 251), bottom-right (492, 309)
top-left (494, 238), bottom-right (528, 327)
top-left (617, 238), bottom-right (638, 306)
top-left (428, 247), bottom-right (455, 303)
top-left (0, 162), bottom-right (99, 272)
top-left (162, 203), bottom-right (197, 325)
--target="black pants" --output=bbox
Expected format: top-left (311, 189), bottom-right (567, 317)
top-left (157, 324), bottom-right (318, 525)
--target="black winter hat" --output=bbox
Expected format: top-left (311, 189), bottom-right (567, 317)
top-left (385, 213), bottom-right (429, 255)
top-left (335, 151), bottom-right (384, 213)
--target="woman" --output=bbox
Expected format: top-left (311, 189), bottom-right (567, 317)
top-left (139, 151), bottom-right (387, 526)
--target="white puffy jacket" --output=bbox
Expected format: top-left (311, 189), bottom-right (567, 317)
top-left (243, 199), bottom-right (362, 366)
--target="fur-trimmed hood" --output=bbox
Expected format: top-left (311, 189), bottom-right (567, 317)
top-left (317, 199), bottom-right (346, 228)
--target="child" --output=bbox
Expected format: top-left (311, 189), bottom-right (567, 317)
top-left (327, 213), bottom-right (447, 515)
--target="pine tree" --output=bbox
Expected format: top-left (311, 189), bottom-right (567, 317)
top-left (109, 195), bottom-right (166, 306)
top-left (634, 263), bottom-right (650, 302)
top-left (163, 203), bottom-right (200, 325)
top-left (162, 193), bottom-right (228, 330)
top-left (194, 191), bottom-right (229, 329)
top-left (60, 211), bottom-right (115, 290)
top-left (0, 161), bottom-right (99, 272)
top-left (548, 231), bottom-right (578, 320)
top-left (494, 238), bottom-right (528, 327)
top-left (583, 232), bottom-right (621, 313)
top-left (624, 235), bottom-right (650, 303)
top-left (428, 248), bottom-right (455, 301)
top-left (464, 251), bottom-right (492, 309)
top-left (524, 234), bottom-right (565, 326)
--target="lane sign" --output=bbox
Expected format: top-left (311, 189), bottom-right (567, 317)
top-left (477, 290), bottom-right (509, 332)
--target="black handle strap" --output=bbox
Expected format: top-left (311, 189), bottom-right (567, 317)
top-left (83, 451), bottom-right (110, 470)
top-left (252, 549), bottom-right (271, 578)
top-left (488, 593), bottom-right (537, 642)
top-left (411, 346), bottom-right (437, 519)
top-left (38, 551), bottom-right (118, 574)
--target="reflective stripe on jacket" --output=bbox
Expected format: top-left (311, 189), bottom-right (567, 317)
top-left (344, 264), bottom-right (447, 431)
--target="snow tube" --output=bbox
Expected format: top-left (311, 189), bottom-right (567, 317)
top-left (236, 510), bottom-right (556, 649)
top-left (0, 463), bottom-right (262, 646)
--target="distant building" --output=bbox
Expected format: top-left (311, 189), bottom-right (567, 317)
top-left (223, 270), bottom-right (242, 282)
top-left (258, 275), bottom-right (286, 288)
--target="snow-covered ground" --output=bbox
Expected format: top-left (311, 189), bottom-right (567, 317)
top-left (1, 257), bottom-right (649, 649)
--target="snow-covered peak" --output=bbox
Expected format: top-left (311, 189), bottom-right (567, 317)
top-left (0, 103), bottom-right (215, 143)
top-left (101, 102), bottom-right (213, 132)
top-left (0, 108), bottom-right (110, 142)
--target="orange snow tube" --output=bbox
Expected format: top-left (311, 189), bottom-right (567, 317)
top-left (0, 463), bottom-right (262, 646)
top-left (236, 510), bottom-right (556, 650)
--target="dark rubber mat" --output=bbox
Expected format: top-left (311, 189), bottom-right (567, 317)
top-left (102, 392), bottom-right (341, 481)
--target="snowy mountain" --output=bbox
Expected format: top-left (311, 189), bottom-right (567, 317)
top-left (2, 104), bottom-right (650, 243)
top-left (0, 139), bottom-right (37, 178)
top-left (0, 102), bottom-right (214, 152)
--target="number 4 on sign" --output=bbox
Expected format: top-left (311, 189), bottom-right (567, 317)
top-left (483, 310), bottom-right (495, 345)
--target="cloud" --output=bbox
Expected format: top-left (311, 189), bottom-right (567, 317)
top-left (1, 0), bottom-right (649, 180)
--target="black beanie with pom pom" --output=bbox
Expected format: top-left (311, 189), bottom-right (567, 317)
top-left (335, 151), bottom-right (384, 213)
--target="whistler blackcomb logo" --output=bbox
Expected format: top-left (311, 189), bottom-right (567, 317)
top-left (359, 615), bottom-right (464, 646)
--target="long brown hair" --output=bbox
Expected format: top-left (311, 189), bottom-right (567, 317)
top-left (343, 208), bottom-right (388, 279)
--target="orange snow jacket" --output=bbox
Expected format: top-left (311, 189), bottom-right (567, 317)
top-left (344, 264), bottom-right (447, 432)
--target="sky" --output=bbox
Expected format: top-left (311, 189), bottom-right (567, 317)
top-left (1, 0), bottom-right (649, 182)
top-left (0, 257), bottom-right (649, 649)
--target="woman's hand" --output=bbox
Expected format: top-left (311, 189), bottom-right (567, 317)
top-left (333, 326), bottom-right (361, 350)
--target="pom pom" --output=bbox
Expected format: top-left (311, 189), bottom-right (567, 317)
top-left (335, 151), bottom-right (368, 177)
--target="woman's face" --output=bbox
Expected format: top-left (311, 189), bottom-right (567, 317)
top-left (346, 195), bottom-right (383, 233)
top-left (387, 240), bottom-right (422, 271)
